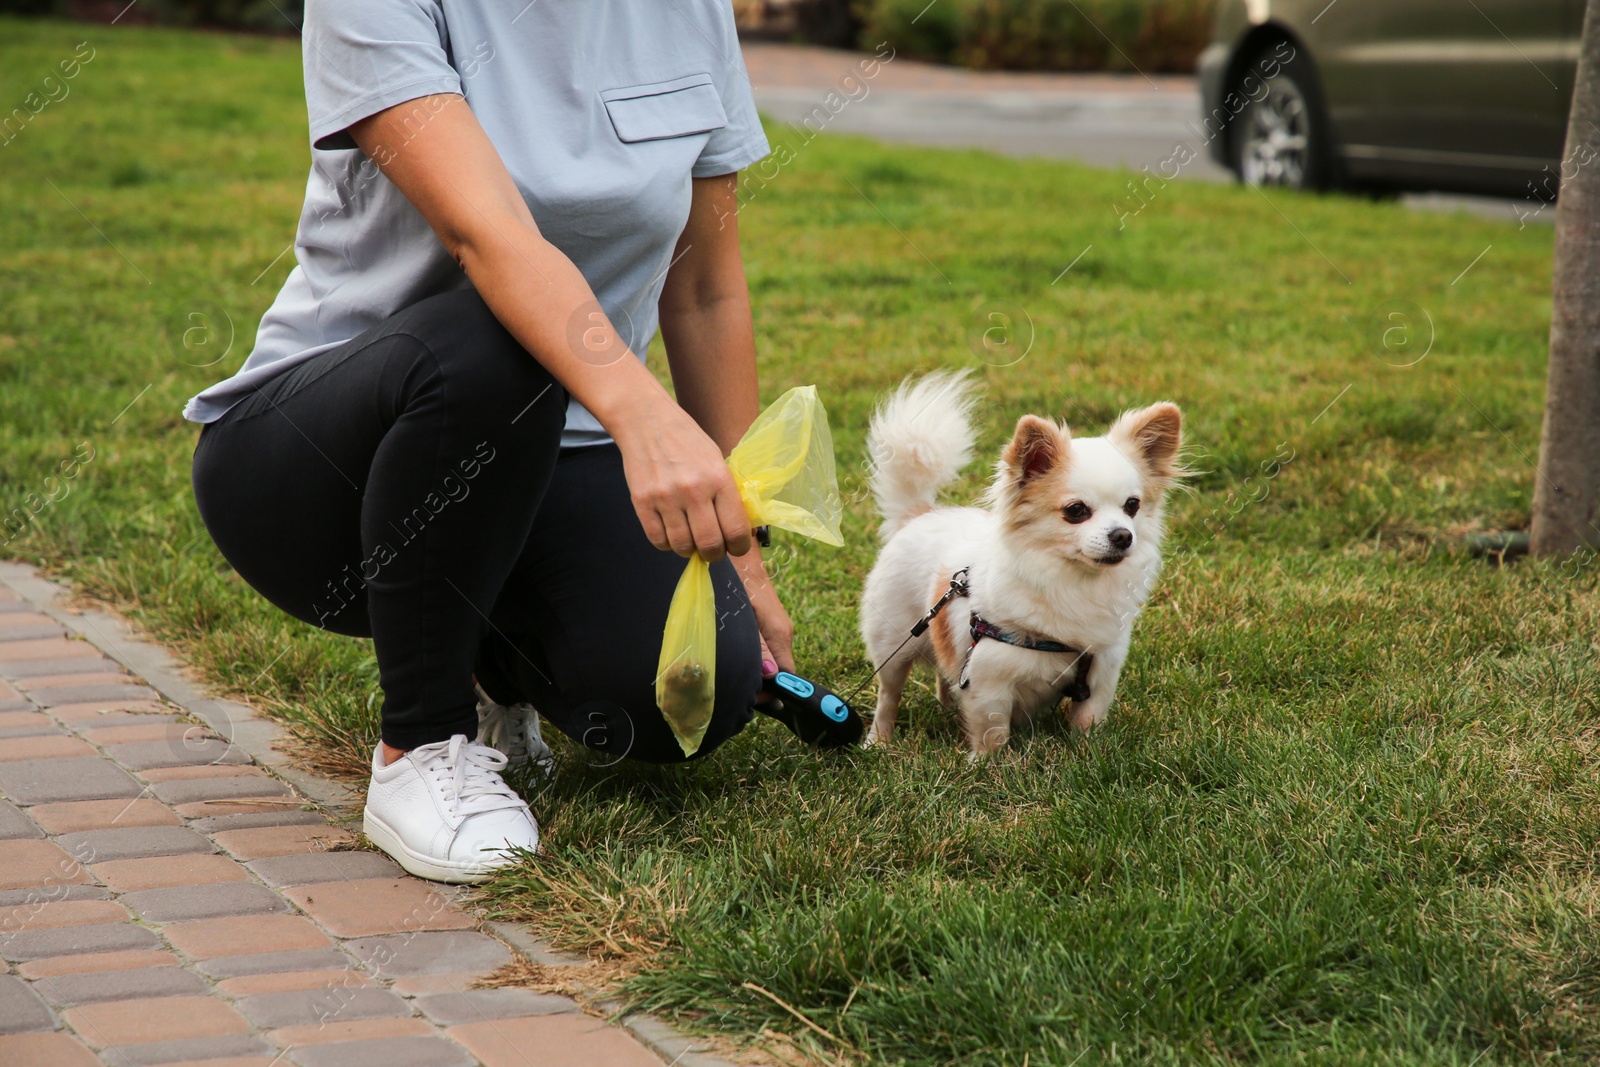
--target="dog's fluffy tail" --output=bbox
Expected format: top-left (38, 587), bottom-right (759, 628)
top-left (866, 370), bottom-right (980, 541)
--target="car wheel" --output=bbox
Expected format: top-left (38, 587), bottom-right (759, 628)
top-left (1231, 46), bottom-right (1332, 190)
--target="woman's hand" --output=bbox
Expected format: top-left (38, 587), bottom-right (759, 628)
top-left (610, 395), bottom-right (751, 564)
top-left (733, 548), bottom-right (794, 682)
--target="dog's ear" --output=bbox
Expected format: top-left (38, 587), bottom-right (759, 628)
top-left (1003, 415), bottom-right (1066, 484)
top-left (1110, 402), bottom-right (1182, 481)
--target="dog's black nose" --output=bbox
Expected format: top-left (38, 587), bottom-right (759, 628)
top-left (1108, 527), bottom-right (1133, 551)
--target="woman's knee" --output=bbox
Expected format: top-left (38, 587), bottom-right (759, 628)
top-left (548, 618), bottom-right (761, 765)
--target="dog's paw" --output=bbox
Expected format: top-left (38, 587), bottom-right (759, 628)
top-left (1067, 702), bottom-right (1108, 733)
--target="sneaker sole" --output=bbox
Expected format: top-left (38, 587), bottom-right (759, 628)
top-left (362, 808), bottom-right (516, 885)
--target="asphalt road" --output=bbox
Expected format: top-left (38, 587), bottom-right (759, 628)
top-left (740, 42), bottom-right (1539, 224)
top-left (744, 42), bottom-right (1230, 180)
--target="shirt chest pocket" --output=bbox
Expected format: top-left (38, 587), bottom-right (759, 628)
top-left (600, 74), bottom-right (727, 143)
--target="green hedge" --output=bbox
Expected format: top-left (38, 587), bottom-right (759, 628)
top-left (857, 0), bottom-right (1216, 73)
top-left (0, 0), bottom-right (299, 31)
top-left (4, 0), bottom-right (1208, 72)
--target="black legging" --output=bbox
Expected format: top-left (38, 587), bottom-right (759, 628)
top-left (191, 287), bottom-right (761, 760)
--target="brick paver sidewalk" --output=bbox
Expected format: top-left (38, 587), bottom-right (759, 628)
top-left (0, 562), bottom-right (721, 1067)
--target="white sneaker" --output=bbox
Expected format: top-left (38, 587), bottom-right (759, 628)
top-left (362, 734), bottom-right (538, 884)
top-left (475, 684), bottom-right (554, 774)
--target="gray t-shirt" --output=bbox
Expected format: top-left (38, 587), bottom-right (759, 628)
top-left (182, 0), bottom-right (770, 448)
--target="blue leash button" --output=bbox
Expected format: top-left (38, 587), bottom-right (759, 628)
top-left (774, 672), bottom-right (814, 699)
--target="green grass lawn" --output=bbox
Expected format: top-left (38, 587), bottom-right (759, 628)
top-left (4, 17), bottom-right (1599, 1066)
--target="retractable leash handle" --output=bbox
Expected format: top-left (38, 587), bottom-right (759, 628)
top-left (754, 671), bottom-right (864, 749)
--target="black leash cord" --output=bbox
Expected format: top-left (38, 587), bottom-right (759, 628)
top-left (841, 568), bottom-right (969, 707)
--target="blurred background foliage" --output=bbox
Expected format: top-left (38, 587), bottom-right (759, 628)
top-left (742, 0), bottom-right (1217, 72)
top-left (0, 0), bottom-right (301, 32)
top-left (3, 0), bottom-right (1216, 72)
top-left (888, 0), bottom-right (1211, 72)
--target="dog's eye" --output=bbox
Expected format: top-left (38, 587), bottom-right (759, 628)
top-left (1124, 497), bottom-right (1141, 517)
top-left (1062, 502), bottom-right (1091, 524)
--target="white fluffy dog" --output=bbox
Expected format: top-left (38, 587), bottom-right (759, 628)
top-left (859, 371), bottom-right (1183, 755)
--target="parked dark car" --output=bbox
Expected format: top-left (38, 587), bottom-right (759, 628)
top-left (1197, 0), bottom-right (1584, 198)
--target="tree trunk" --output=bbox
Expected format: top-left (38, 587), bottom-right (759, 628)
top-left (1531, 0), bottom-right (1600, 554)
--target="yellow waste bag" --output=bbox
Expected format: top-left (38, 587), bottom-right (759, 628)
top-left (656, 385), bottom-right (844, 756)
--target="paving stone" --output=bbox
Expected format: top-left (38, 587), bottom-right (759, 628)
top-left (57, 825), bottom-right (213, 864)
top-left (2, 921), bottom-right (159, 962)
top-left (0, 734), bottom-right (95, 761)
top-left (0, 1031), bottom-right (100, 1066)
top-left (15, 671), bottom-right (133, 692)
top-left (0, 655), bottom-right (119, 678)
top-left (195, 948), bottom-right (354, 980)
top-left (121, 882), bottom-right (290, 923)
top-left (270, 1016), bottom-right (434, 1048)
top-left (32, 683), bottom-right (158, 708)
top-left (48, 700), bottom-right (170, 722)
top-left (32, 964), bottom-right (211, 1006)
top-left (164, 914), bottom-right (333, 960)
top-left (93, 854), bottom-right (250, 892)
top-left (212, 824), bottom-right (353, 860)
top-left (29, 797), bottom-right (179, 834)
top-left (187, 809), bottom-right (324, 833)
top-left (389, 972), bottom-right (501, 997)
top-left (284, 878), bottom-right (475, 938)
top-left (449, 1013), bottom-right (663, 1067)
top-left (0, 974), bottom-right (57, 1034)
top-left (0, 756), bottom-right (142, 804)
top-left (82, 721), bottom-right (203, 744)
top-left (234, 985), bottom-right (411, 1029)
top-left (99, 1034), bottom-right (274, 1065)
top-left (0, 623), bottom-right (69, 642)
top-left (0, 725), bottom-right (68, 741)
top-left (18, 949), bottom-right (179, 978)
top-left (0, 710), bottom-right (65, 736)
top-left (0, 798), bottom-right (44, 840)
top-left (160, 1058), bottom-right (279, 1067)
top-left (176, 800), bottom-right (309, 822)
top-left (64, 994), bottom-right (251, 1047)
top-left (0, 885), bottom-right (110, 907)
top-left (0, 612), bottom-right (63, 633)
top-left (103, 738), bottom-right (249, 772)
top-left (0, 898), bottom-right (128, 931)
top-left (154, 777), bottom-right (292, 805)
top-left (413, 987), bottom-right (577, 1024)
top-left (0, 838), bottom-right (91, 890)
top-left (0, 637), bottom-right (101, 662)
top-left (247, 851), bottom-right (403, 888)
top-left (288, 1035), bottom-right (476, 1067)
top-left (64, 712), bottom-right (184, 732)
top-left (140, 764), bottom-right (270, 783)
top-left (0, 677), bottom-right (16, 700)
top-left (345, 931), bottom-right (512, 979)
top-left (217, 968), bottom-right (373, 996)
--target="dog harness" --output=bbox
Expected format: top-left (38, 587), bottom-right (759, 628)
top-left (963, 613), bottom-right (1095, 703)
top-left (915, 569), bottom-right (1096, 704)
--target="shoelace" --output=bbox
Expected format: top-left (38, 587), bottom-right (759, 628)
top-left (477, 701), bottom-right (533, 762)
top-left (477, 697), bottom-right (554, 770)
top-left (409, 735), bottom-right (526, 816)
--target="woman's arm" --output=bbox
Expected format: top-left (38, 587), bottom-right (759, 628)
top-left (658, 176), bottom-right (795, 674)
top-left (658, 175), bottom-right (759, 453)
top-left (346, 94), bottom-right (751, 564)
